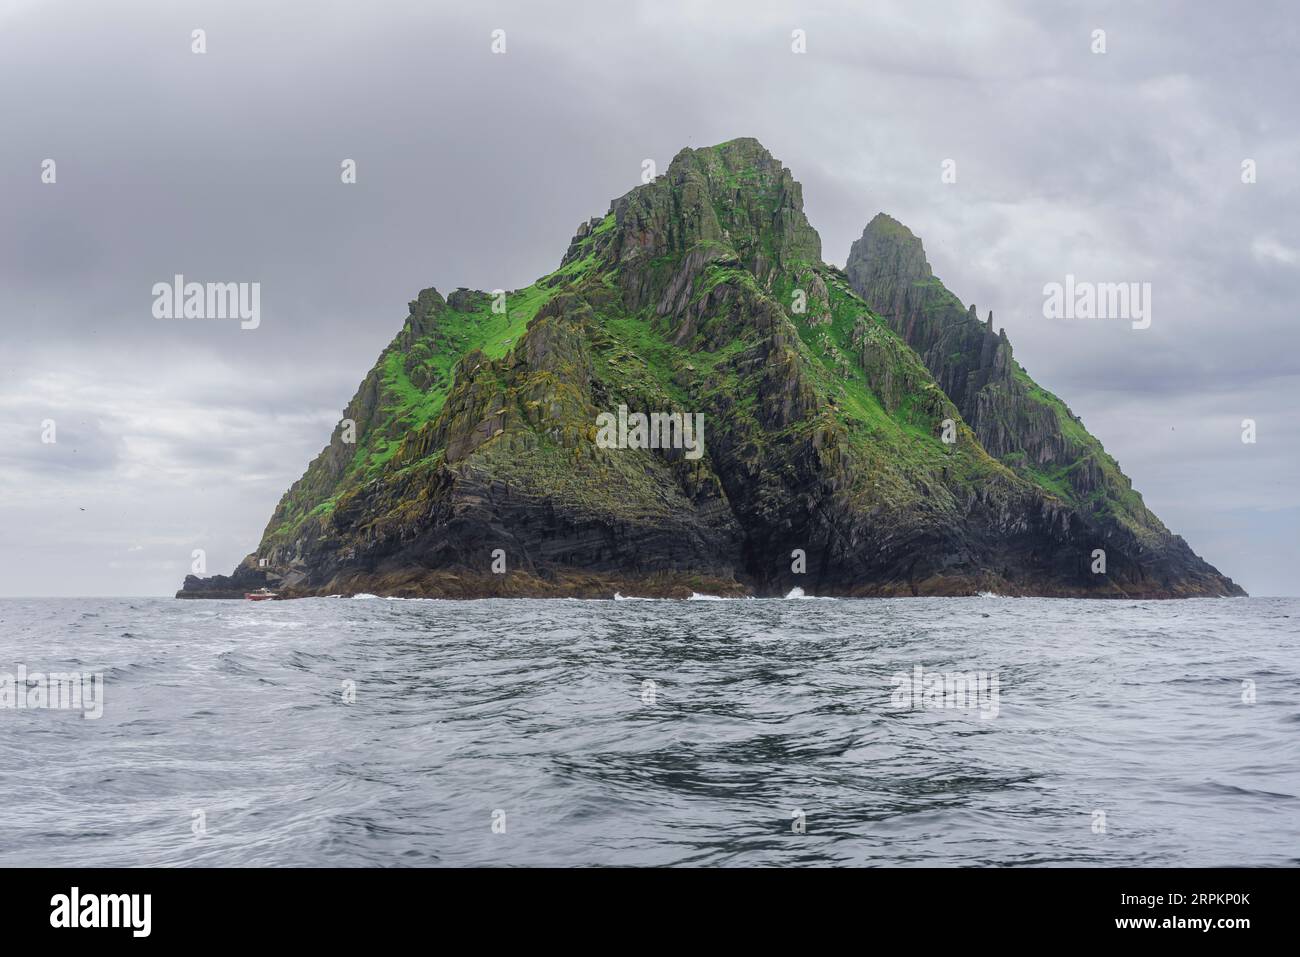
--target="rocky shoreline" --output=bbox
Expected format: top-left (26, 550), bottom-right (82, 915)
top-left (177, 566), bottom-right (1241, 601)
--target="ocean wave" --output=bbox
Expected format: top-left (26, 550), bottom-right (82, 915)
top-left (782, 587), bottom-right (839, 599)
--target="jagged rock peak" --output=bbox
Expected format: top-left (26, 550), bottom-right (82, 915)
top-left (572, 137), bottom-right (823, 279)
top-left (664, 137), bottom-right (822, 264)
top-left (447, 288), bottom-right (489, 312)
top-left (407, 286), bottom-right (444, 316)
top-left (851, 213), bottom-right (932, 276)
top-left (844, 213), bottom-right (935, 318)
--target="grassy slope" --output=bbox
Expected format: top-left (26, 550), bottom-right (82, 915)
top-left (1008, 363), bottom-right (1160, 541)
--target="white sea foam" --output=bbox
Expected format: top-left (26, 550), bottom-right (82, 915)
top-left (782, 587), bottom-right (838, 599)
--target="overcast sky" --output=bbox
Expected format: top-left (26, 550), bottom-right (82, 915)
top-left (1, 0), bottom-right (1296, 596)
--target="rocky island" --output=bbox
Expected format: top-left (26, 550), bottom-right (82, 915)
top-left (179, 138), bottom-right (1243, 599)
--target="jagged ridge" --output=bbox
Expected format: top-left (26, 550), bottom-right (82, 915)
top-left (845, 213), bottom-right (1241, 594)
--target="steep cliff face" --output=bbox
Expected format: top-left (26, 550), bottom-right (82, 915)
top-left (845, 213), bottom-right (1241, 594)
top-left (178, 139), bottom-right (1243, 599)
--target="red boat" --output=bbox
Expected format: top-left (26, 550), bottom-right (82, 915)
top-left (245, 588), bottom-right (277, 601)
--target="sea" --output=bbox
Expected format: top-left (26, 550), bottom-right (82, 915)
top-left (0, 595), bottom-right (1296, 867)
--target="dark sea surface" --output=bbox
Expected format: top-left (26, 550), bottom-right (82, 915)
top-left (0, 595), bottom-right (1296, 867)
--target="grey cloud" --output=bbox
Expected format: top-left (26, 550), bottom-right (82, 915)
top-left (0, 411), bottom-right (123, 474)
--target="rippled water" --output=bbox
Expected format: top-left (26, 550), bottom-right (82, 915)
top-left (0, 596), bottom-right (1296, 866)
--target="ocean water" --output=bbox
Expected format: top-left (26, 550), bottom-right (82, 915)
top-left (0, 595), bottom-right (1296, 867)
